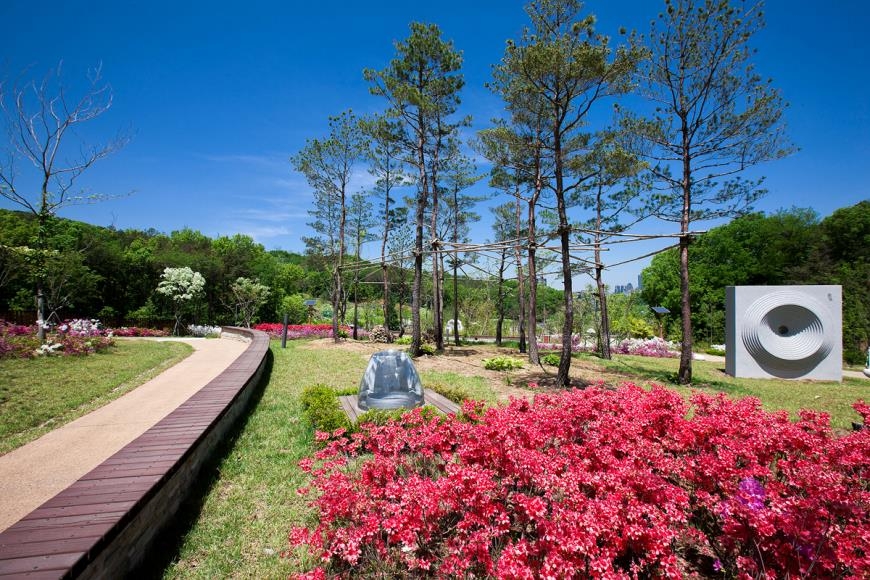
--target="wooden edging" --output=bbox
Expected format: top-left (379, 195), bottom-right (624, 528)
top-left (338, 389), bottom-right (461, 423)
top-left (0, 327), bottom-right (270, 579)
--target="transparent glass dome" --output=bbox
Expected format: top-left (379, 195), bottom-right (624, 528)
top-left (358, 350), bottom-right (424, 411)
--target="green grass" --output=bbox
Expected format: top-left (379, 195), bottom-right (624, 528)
top-left (162, 342), bottom-right (368, 579)
top-left (0, 340), bottom-right (193, 455)
top-left (161, 342), bottom-right (500, 578)
top-left (159, 342), bottom-right (867, 577)
top-left (421, 371), bottom-right (499, 405)
top-left (579, 353), bottom-right (869, 430)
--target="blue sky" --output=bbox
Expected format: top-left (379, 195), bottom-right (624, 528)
top-left (1, 1), bottom-right (868, 288)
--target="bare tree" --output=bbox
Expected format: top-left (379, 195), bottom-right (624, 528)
top-left (0, 63), bottom-right (130, 339)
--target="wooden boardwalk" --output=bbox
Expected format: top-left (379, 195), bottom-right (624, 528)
top-left (338, 389), bottom-right (460, 422)
top-left (0, 328), bottom-right (270, 579)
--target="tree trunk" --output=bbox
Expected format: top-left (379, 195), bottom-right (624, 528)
top-left (513, 191), bottom-right (527, 354)
top-left (431, 180), bottom-right (443, 351)
top-left (382, 265), bottom-right (392, 341)
top-left (554, 127), bottom-right (573, 388)
top-left (594, 184), bottom-right (611, 359)
top-left (381, 185), bottom-right (392, 341)
top-left (678, 115), bottom-right (693, 384)
top-left (678, 234), bottom-right (693, 383)
top-left (526, 177), bottom-right (544, 365)
top-left (331, 267), bottom-right (341, 342)
top-left (595, 264), bottom-right (611, 359)
top-left (453, 255), bottom-right (460, 346)
top-left (495, 248), bottom-right (506, 346)
top-left (352, 283), bottom-right (359, 340)
top-left (411, 131), bottom-right (427, 356)
top-left (35, 208), bottom-right (52, 341)
top-left (527, 244), bottom-right (540, 364)
top-left (333, 182), bottom-right (347, 343)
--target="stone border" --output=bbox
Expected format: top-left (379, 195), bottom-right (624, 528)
top-left (0, 327), bottom-right (270, 579)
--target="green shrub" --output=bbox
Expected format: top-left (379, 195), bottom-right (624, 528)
top-left (705, 347), bottom-right (726, 356)
top-left (355, 407), bottom-right (410, 426)
top-left (541, 353), bottom-right (561, 366)
top-left (300, 384), bottom-right (350, 434)
top-left (844, 346), bottom-right (865, 366)
top-left (394, 336), bottom-right (411, 345)
top-left (418, 343), bottom-right (436, 356)
top-left (482, 356), bottom-right (525, 371)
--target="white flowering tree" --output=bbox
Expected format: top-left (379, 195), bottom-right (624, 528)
top-left (229, 277), bottom-right (270, 328)
top-left (156, 267), bottom-right (205, 335)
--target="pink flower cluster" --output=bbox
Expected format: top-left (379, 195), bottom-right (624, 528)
top-left (289, 386), bottom-right (869, 578)
top-left (0, 321), bottom-right (38, 358)
top-left (0, 319), bottom-right (117, 358)
top-left (254, 323), bottom-right (350, 340)
top-left (615, 337), bottom-right (678, 358)
top-left (109, 326), bottom-right (168, 337)
top-left (537, 334), bottom-right (588, 353)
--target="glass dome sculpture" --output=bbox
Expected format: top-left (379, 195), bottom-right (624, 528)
top-left (357, 350), bottom-right (424, 411)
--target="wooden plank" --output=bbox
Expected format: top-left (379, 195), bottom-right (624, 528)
top-left (0, 329), bottom-right (272, 579)
top-left (337, 390), bottom-right (461, 422)
top-left (0, 552), bottom-right (82, 576)
top-left (338, 396), bottom-right (359, 422)
top-left (424, 389), bottom-right (461, 415)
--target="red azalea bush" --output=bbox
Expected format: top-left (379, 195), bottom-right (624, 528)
top-left (254, 323), bottom-right (350, 340)
top-left (288, 385), bottom-right (870, 579)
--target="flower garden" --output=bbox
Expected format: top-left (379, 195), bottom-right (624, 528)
top-left (254, 323), bottom-right (351, 341)
top-left (0, 319), bottom-right (169, 359)
top-left (289, 385), bottom-right (870, 579)
top-left (3, 316), bottom-right (867, 578)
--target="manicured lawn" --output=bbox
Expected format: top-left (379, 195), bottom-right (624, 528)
top-left (163, 341), bottom-right (391, 578)
top-left (161, 341), bottom-right (867, 577)
top-left (580, 353), bottom-right (868, 430)
top-left (0, 340), bottom-right (193, 455)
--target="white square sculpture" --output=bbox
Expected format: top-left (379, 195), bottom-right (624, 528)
top-left (725, 285), bottom-right (842, 381)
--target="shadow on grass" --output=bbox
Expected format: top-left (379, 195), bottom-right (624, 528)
top-left (133, 349), bottom-right (274, 579)
top-left (598, 357), bottom-right (756, 398)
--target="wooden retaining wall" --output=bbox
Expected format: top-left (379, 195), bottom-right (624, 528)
top-left (0, 328), bottom-right (271, 579)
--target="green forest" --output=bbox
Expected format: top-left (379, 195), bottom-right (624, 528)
top-left (0, 207), bottom-right (566, 335)
top-left (2, 200), bottom-right (867, 363)
top-left (641, 202), bottom-right (870, 364)
top-left (2, 0), bottom-right (868, 381)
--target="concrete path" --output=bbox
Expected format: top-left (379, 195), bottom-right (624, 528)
top-left (693, 352), bottom-right (870, 380)
top-left (0, 337), bottom-right (249, 532)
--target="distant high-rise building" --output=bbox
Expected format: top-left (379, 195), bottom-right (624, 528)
top-left (637, 274), bottom-right (643, 291)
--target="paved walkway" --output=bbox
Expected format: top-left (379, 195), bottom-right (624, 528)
top-left (0, 337), bottom-right (248, 532)
top-left (693, 352), bottom-right (870, 380)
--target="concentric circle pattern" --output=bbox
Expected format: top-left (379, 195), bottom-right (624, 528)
top-left (741, 290), bottom-right (835, 373)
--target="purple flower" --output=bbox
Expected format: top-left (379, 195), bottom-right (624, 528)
top-left (713, 558), bottom-right (723, 572)
top-left (737, 477), bottom-right (766, 510)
